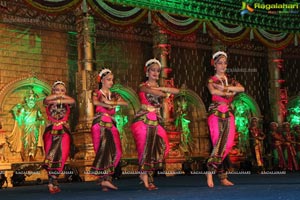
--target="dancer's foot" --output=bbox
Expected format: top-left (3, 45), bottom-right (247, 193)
top-left (101, 186), bottom-right (109, 192)
top-left (139, 174), bottom-right (149, 189)
top-left (101, 180), bottom-right (118, 190)
top-left (148, 183), bottom-right (158, 190)
top-left (48, 184), bottom-right (61, 194)
top-left (206, 173), bottom-right (214, 188)
top-left (220, 178), bottom-right (234, 186)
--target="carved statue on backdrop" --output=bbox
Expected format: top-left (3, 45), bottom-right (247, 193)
top-left (6, 89), bottom-right (45, 162)
top-left (114, 105), bottom-right (129, 152)
top-left (175, 96), bottom-right (193, 157)
top-left (287, 99), bottom-right (300, 128)
top-left (232, 101), bottom-right (250, 155)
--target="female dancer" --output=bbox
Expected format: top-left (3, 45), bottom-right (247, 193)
top-left (270, 122), bottom-right (286, 170)
top-left (282, 122), bottom-right (298, 171)
top-left (90, 68), bottom-right (128, 191)
top-left (293, 125), bottom-right (300, 167)
top-left (43, 81), bottom-right (75, 194)
top-left (131, 58), bottom-right (180, 190)
top-left (206, 51), bottom-right (245, 188)
top-left (249, 117), bottom-right (265, 171)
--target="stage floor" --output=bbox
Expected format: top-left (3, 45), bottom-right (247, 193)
top-left (2, 172), bottom-right (300, 200)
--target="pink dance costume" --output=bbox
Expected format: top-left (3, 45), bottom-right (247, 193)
top-left (207, 75), bottom-right (238, 178)
top-left (90, 90), bottom-right (122, 181)
top-left (43, 102), bottom-right (72, 176)
top-left (131, 82), bottom-right (170, 174)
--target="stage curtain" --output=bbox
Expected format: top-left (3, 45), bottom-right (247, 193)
top-left (22, 0), bottom-right (82, 14)
top-left (21, 1), bottom-right (297, 48)
top-left (152, 12), bottom-right (202, 35)
top-left (206, 21), bottom-right (250, 44)
top-left (87, 0), bottom-right (147, 26)
top-left (253, 29), bottom-right (294, 50)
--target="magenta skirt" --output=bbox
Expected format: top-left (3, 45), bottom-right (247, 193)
top-left (131, 117), bottom-right (170, 165)
top-left (207, 113), bottom-right (235, 161)
top-left (43, 128), bottom-right (71, 174)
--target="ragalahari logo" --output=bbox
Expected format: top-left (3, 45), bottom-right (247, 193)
top-left (240, 2), bottom-right (299, 15)
top-left (240, 2), bottom-right (254, 15)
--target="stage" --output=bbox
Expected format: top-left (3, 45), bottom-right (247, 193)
top-left (2, 173), bottom-right (300, 200)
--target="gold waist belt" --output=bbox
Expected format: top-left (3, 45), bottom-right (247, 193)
top-left (141, 104), bottom-right (157, 112)
top-left (213, 110), bottom-right (230, 119)
top-left (99, 121), bottom-right (113, 128)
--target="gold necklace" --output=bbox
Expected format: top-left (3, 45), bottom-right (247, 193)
top-left (100, 89), bottom-right (111, 100)
top-left (146, 81), bottom-right (158, 87)
top-left (215, 74), bottom-right (228, 86)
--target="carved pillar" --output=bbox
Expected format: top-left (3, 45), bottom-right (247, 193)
top-left (71, 1), bottom-right (97, 181)
top-left (75, 4), bottom-right (95, 132)
top-left (152, 23), bottom-right (174, 129)
top-left (268, 49), bottom-right (287, 124)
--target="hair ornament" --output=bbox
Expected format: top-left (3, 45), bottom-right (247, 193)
top-left (52, 80), bottom-right (65, 89)
top-left (282, 122), bottom-right (290, 126)
top-left (211, 51), bottom-right (227, 66)
top-left (98, 68), bottom-right (112, 83)
top-left (212, 51), bottom-right (227, 60)
top-left (270, 122), bottom-right (278, 127)
top-left (145, 58), bottom-right (161, 69)
top-left (251, 117), bottom-right (259, 121)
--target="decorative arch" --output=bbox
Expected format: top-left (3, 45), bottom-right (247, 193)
top-left (233, 92), bottom-right (262, 117)
top-left (0, 76), bottom-right (51, 112)
top-left (111, 83), bottom-right (140, 114)
top-left (232, 92), bottom-right (262, 154)
top-left (174, 87), bottom-right (210, 158)
top-left (110, 83), bottom-right (140, 158)
top-left (175, 88), bottom-right (207, 113)
top-left (23, 0), bottom-right (82, 14)
top-left (287, 95), bottom-right (300, 128)
top-left (0, 76), bottom-right (51, 163)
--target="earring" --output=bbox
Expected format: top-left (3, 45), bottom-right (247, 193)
top-left (146, 72), bottom-right (149, 77)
